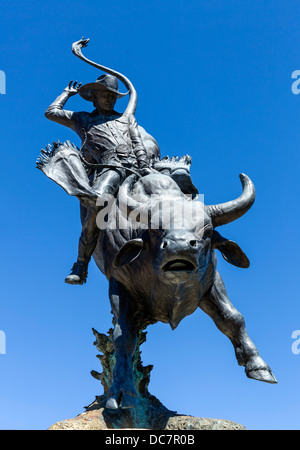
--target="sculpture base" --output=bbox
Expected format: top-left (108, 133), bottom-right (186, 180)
top-left (48, 395), bottom-right (246, 430)
top-left (48, 329), bottom-right (246, 430)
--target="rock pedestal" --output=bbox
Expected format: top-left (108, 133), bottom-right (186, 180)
top-left (49, 327), bottom-right (246, 430)
top-left (49, 406), bottom-right (246, 430)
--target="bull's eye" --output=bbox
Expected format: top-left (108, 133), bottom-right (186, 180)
top-left (190, 240), bottom-right (197, 248)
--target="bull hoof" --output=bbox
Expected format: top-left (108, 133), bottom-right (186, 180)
top-left (246, 367), bottom-right (277, 384)
top-left (105, 388), bottom-right (138, 409)
top-left (121, 392), bottom-right (138, 409)
top-left (105, 396), bottom-right (119, 409)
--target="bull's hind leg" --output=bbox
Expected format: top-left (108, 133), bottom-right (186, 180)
top-left (199, 271), bottom-right (277, 384)
top-left (106, 278), bottom-right (138, 409)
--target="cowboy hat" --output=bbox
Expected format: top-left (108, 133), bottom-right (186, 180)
top-left (78, 74), bottom-right (128, 101)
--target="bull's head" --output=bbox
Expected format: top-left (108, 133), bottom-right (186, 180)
top-left (113, 173), bottom-right (254, 284)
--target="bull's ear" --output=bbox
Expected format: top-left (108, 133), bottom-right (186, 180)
top-left (212, 230), bottom-right (250, 268)
top-left (113, 238), bottom-right (144, 267)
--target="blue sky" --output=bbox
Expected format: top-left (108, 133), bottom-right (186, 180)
top-left (1, 0), bottom-right (300, 430)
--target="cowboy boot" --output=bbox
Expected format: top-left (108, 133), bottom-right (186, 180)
top-left (65, 260), bottom-right (88, 285)
top-left (65, 209), bottom-right (99, 285)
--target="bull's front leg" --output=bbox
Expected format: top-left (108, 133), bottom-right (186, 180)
top-left (106, 277), bottom-right (138, 409)
top-left (199, 271), bottom-right (277, 384)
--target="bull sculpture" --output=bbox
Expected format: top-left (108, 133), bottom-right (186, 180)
top-left (38, 143), bottom-right (277, 411)
top-left (89, 168), bottom-right (276, 409)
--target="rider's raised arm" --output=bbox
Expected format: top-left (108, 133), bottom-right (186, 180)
top-left (45, 81), bottom-right (81, 130)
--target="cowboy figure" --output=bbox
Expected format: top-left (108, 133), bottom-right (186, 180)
top-left (45, 73), bottom-right (152, 285)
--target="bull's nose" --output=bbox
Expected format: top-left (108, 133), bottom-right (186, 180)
top-left (161, 239), bottom-right (199, 250)
top-left (161, 239), bottom-right (169, 249)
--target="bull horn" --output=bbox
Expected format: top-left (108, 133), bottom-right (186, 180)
top-left (206, 174), bottom-right (255, 227)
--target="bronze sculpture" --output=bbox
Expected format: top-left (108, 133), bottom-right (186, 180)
top-left (38, 38), bottom-right (277, 412)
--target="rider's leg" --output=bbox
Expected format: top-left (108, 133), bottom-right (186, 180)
top-left (65, 169), bottom-right (124, 285)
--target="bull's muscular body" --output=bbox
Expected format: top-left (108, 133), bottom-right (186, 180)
top-left (92, 172), bottom-right (277, 409)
